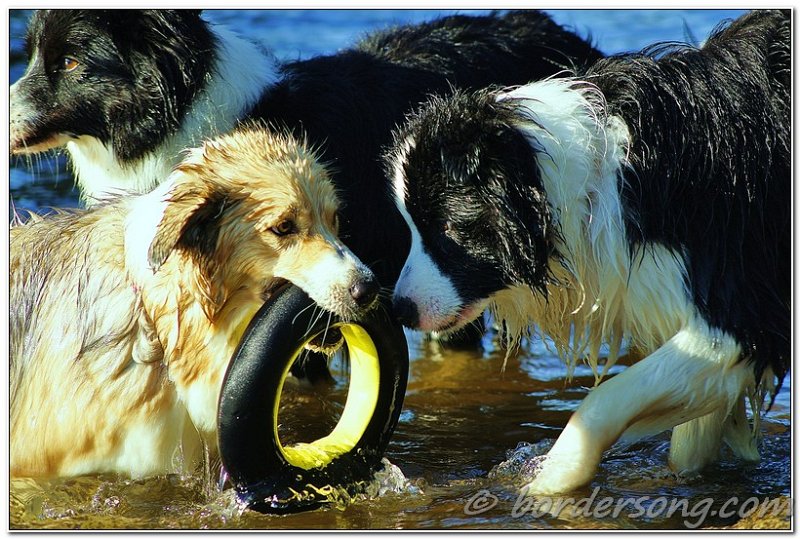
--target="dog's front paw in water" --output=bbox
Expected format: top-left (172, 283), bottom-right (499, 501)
top-left (490, 439), bottom-right (599, 496)
top-left (521, 449), bottom-right (601, 496)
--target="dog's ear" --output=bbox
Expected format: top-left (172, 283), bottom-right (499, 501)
top-left (147, 168), bottom-right (242, 319)
top-left (482, 125), bottom-right (554, 291)
top-left (147, 170), bottom-right (226, 271)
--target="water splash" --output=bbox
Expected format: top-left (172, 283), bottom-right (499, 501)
top-left (488, 440), bottom-right (555, 483)
top-left (363, 458), bottom-right (422, 498)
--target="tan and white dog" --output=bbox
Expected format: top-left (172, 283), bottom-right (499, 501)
top-left (10, 127), bottom-right (379, 479)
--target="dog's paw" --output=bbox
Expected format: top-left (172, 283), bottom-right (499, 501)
top-left (522, 451), bottom-right (597, 496)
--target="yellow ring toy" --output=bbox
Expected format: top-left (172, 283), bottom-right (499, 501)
top-left (218, 283), bottom-right (408, 514)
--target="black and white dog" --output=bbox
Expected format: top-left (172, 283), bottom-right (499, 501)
top-left (389, 9), bottom-right (790, 494)
top-left (9, 9), bottom-right (601, 288)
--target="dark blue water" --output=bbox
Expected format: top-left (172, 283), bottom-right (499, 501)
top-left (9, 9), bottom-right (746, 213)
top-left (11, 9), bottom-right (789, 531)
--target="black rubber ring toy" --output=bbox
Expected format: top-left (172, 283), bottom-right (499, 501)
top-left (218, 283), bottom-right (409, 514)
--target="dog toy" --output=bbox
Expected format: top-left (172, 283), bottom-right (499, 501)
top-left (218, 283), bottom-right (408, 513)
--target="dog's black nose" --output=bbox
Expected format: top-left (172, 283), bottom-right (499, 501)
top-left (393, 296), bottom-right (419, 328)
top-left (350, 275), bottom-right (379, 307)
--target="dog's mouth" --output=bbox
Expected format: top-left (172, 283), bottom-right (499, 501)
top-left (261, 278), bottom-right (346, 355)
top-left (10, 95), bottom-right (70, 155)
top-left (430, 301), bottom-right (487, 334)
top-left (10, 131), bottom-right (74, 155)
top-left (10, 87), bottom-right (76, 155)
top-left (305, 327), bottom-right (344, 355)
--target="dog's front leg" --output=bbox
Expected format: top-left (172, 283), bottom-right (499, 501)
top-left (525, 322), bottom-right (753, 495)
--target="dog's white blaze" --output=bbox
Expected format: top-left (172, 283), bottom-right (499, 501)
top-left (390, 136), bottom-right (468, 331)
top-left (390, 135), bottom-right (416, 206)
top-left (294, 249), bottom-right (347, 299)
top-left (394, 204), bottom-right (465, 332)
top-left (21, 49), bottom-right (38, 76)
top-left (12, 48), bottom-right (39, 85)
top-left (70, 21), bottom-right (279, 205)
top-left (276, 235), bottom-right (371, 317)
top-left (9, 74), bottom-right (43, 151)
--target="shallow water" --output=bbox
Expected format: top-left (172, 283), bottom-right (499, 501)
top-left (8, 8), bottom-right (789, 531)
top-left (10, 328), bottom-right (791, 530)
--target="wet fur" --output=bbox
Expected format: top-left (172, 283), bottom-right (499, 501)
top-left (390, 10), bottom-right (790, 493)
top-left (10, 127), bottom-right (375, 478)
top-left (10, 9), bottom-right (601, 285)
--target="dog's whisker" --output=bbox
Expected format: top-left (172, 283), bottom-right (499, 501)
top-left (377, 286), bottom-right (393, 300)
top-left (291, 300), bottom-right (318, 326)
top-left (295, 346), bottom-right (311, 369)
top-left (319, 310), bottom-right (334, 351)
top-left (304, 306), bottom-right (328, 340)
top-left (309, 305), bottom-right (325, 333)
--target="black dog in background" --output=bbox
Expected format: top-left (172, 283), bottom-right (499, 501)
top-left (10, 10), bottom-right (601, 376)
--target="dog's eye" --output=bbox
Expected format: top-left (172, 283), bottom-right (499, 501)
top-left (270, 220), bottom-right (296, 237)
top-left (61, 57), bottom-right (79, 72)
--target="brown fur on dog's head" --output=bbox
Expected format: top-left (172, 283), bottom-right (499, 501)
top-left (139, 126), bottom-right (377, 321)
top-left (135, 126), bottom-right (380, 437)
